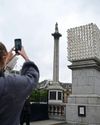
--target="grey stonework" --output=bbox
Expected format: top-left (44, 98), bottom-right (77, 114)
top-left (69, 60), bottom-right (100, 95)
top-left (66, 23), bottom-right (100, 125)
top-left (66, 103), bottom-right (100, 125)
top-left (66, 60), bottom-right (100, 125)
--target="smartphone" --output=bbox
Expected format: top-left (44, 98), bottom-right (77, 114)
top-left (14, 39), bottom-right (22, 53)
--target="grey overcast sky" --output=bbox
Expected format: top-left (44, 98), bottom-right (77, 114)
top-left (0, 0), bottom-right (100, 83)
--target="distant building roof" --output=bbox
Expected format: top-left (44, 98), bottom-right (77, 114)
top-left (38, 80), bottom-right (72, 90)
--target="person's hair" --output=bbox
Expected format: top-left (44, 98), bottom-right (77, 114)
top-left (0, 42), bottom-right (7, 68)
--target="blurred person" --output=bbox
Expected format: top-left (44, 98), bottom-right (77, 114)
top-left (0, 42), bottom-right (39, 125)
top-left (20, 98), bottom-right (31, 125)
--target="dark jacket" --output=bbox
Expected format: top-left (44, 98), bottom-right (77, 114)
top-left (20, 99), bottom-right (31, 124)
top-left (0, 61), bottom-right (39, 125)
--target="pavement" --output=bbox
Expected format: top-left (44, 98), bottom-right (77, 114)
top-left (30, 120), bottom-right (66, 125)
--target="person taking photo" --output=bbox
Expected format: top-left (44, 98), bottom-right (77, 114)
top-left (0, 42), bottom-right (39, 125)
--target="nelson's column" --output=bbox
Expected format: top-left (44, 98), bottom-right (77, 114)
top-left (52, 23), bottom-right (62, 82)
top-left (48, 23), bottom-right (63, 105)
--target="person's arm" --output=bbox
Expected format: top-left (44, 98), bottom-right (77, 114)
top-left (5, 60), bottom-right (39, 101)
top-left (18, 47), bottom-right (29, 61)
top-left (5, 46), bottom-right (30, 66)
top-left (5, 46), bottom-right (39, 100)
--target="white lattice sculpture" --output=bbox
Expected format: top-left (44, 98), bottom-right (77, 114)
top-left (67, 23), bottom-right (100, 62)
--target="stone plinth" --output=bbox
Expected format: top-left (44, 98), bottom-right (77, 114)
top-left (66, 103), bottom-right (100, 125)
top-left (69, 60), bottom-right (100, 95)
top-left (66, 60), bottom-right (100, 125)
top-left (66, 23), bottom-right (100, 125)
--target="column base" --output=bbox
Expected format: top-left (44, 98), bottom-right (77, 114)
top-left (66, 95), bottom-right (100, 125)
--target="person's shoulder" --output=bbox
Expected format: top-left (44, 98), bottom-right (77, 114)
top-left (21, 61), bottom-right (39, 74)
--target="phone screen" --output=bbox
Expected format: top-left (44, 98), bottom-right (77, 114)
top-left (14, 39), bottom-right (22, 53)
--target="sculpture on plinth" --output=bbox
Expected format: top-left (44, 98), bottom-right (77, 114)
top-left (66, 23), bottom-right (100, 125)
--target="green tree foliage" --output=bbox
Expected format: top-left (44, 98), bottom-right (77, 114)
top-left (29, 89), bottom-right (48, 102)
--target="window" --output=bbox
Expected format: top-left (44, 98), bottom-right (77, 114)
top-left (50, 91), bottom-right (56, 100)
top-left (58, 92), bottom-right (61, 100)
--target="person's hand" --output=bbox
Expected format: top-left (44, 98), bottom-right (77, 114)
top-left (18, 47), bottom-right (29, 61)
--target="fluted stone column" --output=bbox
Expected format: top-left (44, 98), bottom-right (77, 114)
top-left (52, 23), bottom-right (62, 82)
top-left (48, 23), bottom-right (63, 106)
